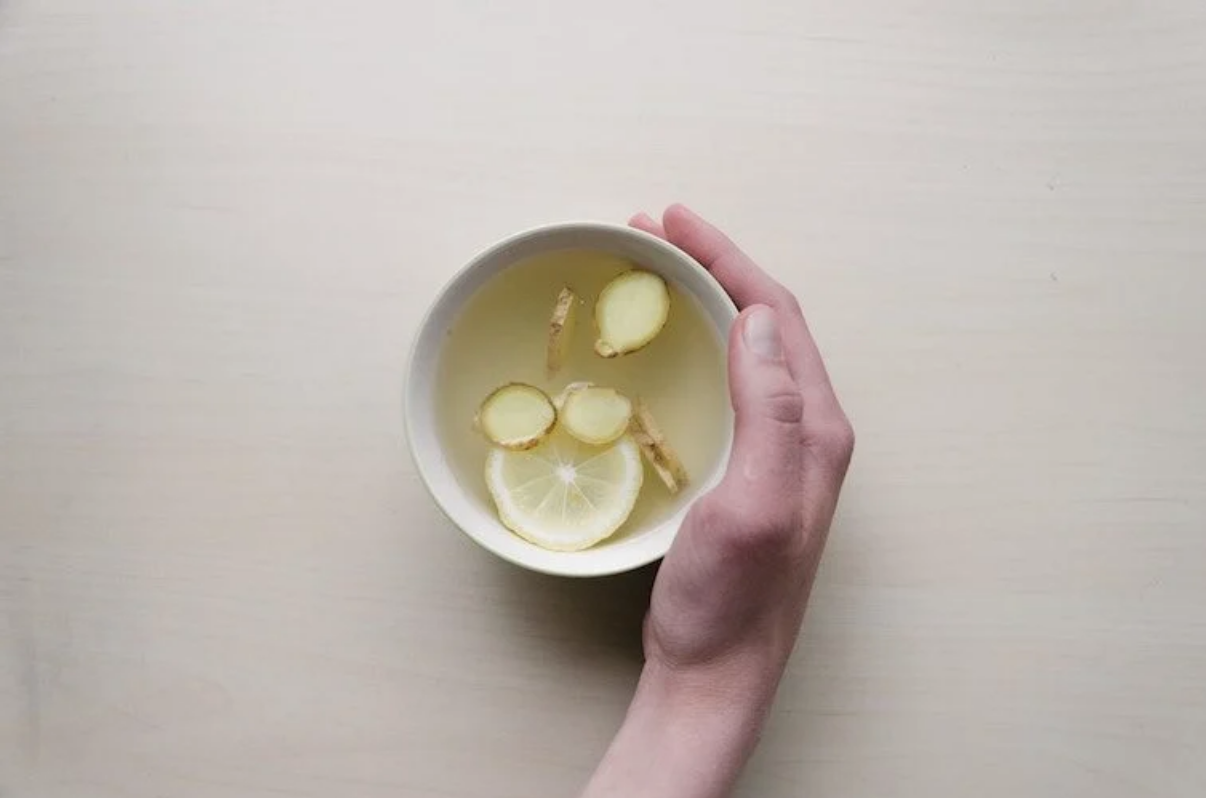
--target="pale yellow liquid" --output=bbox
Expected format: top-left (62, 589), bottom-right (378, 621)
top-left (437, 249), bottom-right (729, 544)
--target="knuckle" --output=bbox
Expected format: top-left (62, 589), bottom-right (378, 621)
top-left (814, 416), bottom-right (856, 465)
top-left (761, 387), bottom-right (805, 426)
top-left (728, 515), bottom-right (799, 562)
top-left (691, 495), bottom-right (800, 560)
top-left (771, 286), bottom-right (803, 318)
top-left (690, 498), bottom-right (740, 536)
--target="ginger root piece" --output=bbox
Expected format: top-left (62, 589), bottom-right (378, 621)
top-left (475, 383), bottom-right (557, 451)
top-left (594, 270), bottom-right (670, 358)
top-left (546, 287), bottom-right (580, 376)
top-left (629, 400), bottom-right (688, 494)
top-left (561, 386), bottom-right (633, 446)
top-left (553, 381), bottom-right (595, 411)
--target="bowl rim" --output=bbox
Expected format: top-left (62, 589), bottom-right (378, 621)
top-left (404, 220), bottom-right (737, 577)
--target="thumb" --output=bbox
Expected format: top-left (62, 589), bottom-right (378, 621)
top-left (720, 305), bottom-right (805, 505)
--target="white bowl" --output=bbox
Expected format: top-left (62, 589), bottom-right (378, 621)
top-left (405, 222), bottom-right (737, 577)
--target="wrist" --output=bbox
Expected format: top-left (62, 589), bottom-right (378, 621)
top-left (581, 656), bottom-right (781, 798)
top-left (634, 653), bottom-right (778, 746)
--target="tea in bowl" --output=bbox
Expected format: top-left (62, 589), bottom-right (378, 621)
top-left (405, 223), bottom-right (736, 577)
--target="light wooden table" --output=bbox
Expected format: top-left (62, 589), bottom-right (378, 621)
top-left (2, 2), bottom-right (1204, 796)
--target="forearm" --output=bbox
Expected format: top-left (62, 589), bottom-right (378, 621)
top-left (581, 659), bottom-right (778, 798)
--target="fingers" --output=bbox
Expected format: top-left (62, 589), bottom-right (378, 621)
top-left (631, 210), bottom-right (855, 565)
top-left (661, 204), bottom-right (784, 312)
top-left (628, 212), bottom-right (666, 239)
top-left (714, 305), bottom-right (805, 521)
top-left (662, 205), bottom-right (826, 387)
top-left (657, 205), bottom-right (840, 413)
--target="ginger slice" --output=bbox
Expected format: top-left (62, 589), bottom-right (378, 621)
top-left (593, 270), bottom-right (670, 358)
top-left (561, 386), bottom-right (633, 446)
top-left (546, 287), bottom-right (580, 376)
top-left (475, 383), bottom-right (557, 451)
top-left (630, 400), bottom-right (688, 494)
top-left (553, 381), bottom-right (595, 411)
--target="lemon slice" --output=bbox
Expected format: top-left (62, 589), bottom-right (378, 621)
top-left (486, 432), bottom-right (644, 551)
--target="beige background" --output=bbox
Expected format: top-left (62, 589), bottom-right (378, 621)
top-left (2, 1), bottom-right (1205, 796)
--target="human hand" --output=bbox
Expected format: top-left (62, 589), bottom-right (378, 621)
top-left (582, 205), bottom-right (854, 798)
top-left (637, 204), bottom-right (854, 698)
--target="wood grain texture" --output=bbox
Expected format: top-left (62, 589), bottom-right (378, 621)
top-left (2, 1), bottom-right (1204, 796)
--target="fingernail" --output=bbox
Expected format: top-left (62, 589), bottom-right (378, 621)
top-left (632, 212), bottom-right (655, 225)
top-left (743, 306), bottom-right (783, 361)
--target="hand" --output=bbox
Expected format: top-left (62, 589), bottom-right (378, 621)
top-left (582, 205), bottom-right (854, 798)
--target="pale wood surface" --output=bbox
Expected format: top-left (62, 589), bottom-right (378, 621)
top-left (2, 2), bottom-right (1205, 796)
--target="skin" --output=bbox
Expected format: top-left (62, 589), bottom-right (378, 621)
top-left (581, 205), bottom-right (855, 798)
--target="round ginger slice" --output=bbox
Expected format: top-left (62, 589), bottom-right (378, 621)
top-left (594, 270), bottom-right (671, 358)
top-left (475, 383), bottom-right (557, 451)
top-left (561, 386), bottom-right (633, 446)
top-left (554, 381), bottom-right (595, 411)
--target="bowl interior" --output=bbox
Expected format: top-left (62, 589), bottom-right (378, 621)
top-left (406, 223), bottom-right (736, 576)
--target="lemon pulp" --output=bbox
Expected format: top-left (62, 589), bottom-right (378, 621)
top-left (485, 432), bottom-right (643, 551)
